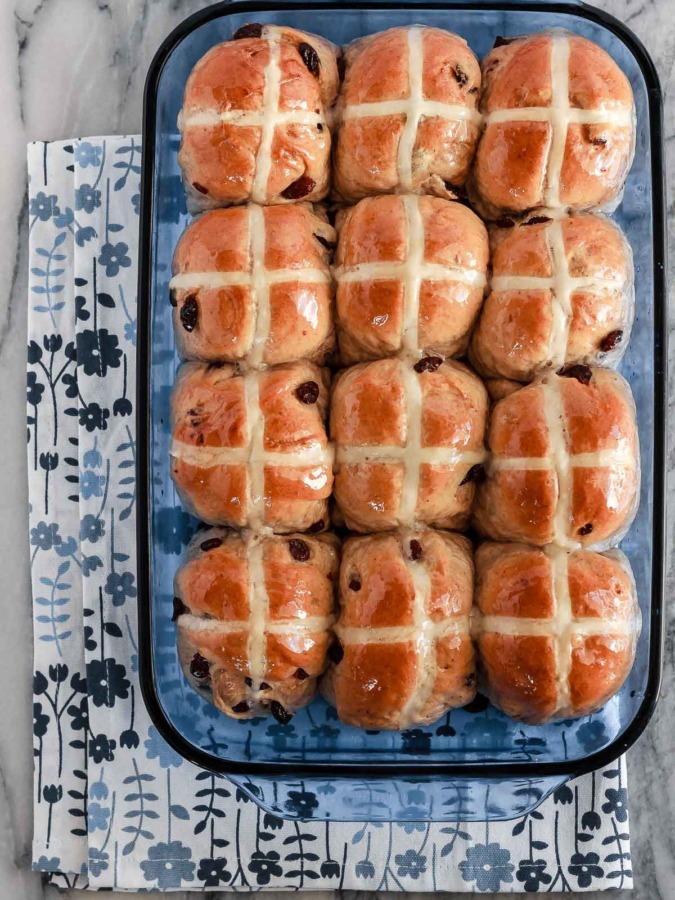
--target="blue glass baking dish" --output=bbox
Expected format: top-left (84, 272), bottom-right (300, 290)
top-left (137, 0), bottom-right (666, 821)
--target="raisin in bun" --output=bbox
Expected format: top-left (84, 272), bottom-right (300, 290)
top-left (474, 542), bottom-right (640, 723)
top-left (322, 529), bottom-right (476, 729)
top-left (170, 361), bottom-right (333, 532)
top-left (171, 205), bottom-right (335, 367)
top-left (331, 357), bottom-right (488, 532)
top-left (470, 213), bottom-right (633, 382)
top-left (334, 26), bottom-right (481, 201)
top-left (334, 195), bottom-right (488, 364)
top-left (178, 24), bottom-right (339, 208)
top-left (471, 31), bottom-right (635, 217)
top-left (176, 527), bottom-right (338, 721)
top-left (473, 367), bottom-right (639, 548)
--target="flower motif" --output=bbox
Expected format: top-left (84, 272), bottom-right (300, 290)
top-left (29, 192), bottom-right (60, 221)
top-left (263, 812), bottom-right (284, 830)
top-left (43, 334), bottom-right (63, 352)
top-left (30, 521), bottom-right (61, 551)
top-left (74, 183), bottom-right (101, 213)
top-left (568, 851), bottom-right (604, 888)
top-left (27, 371), bottom-right (45, 406)
top-left (144, 725), bottom-right (184, 768)
top-left (82, 554), bottom-right (103, 576)
top-left (247, 850), bottom-right (283, 885)
top-left (123, 320), bottom-right (137, 346)
top-left (89, 733), bottom-right (116, 764)
top-left (197, 857), bottom-right (231, 887)
top-left (88, 848), bottom-right (109, 878)
top-left (79, 402), bottom-right (109, 432)
top-left (34, 855), bottom-right (61, 872)
top-left (98, 241), bottom-right (131, 277)
top-left (104, 571), bottom-right (137, 607)
top-left (320, 859), bottom-right (341, 879)
top-left (516, 858), bottom-right (552, 891)
top-left (141, 840), bottom-right (195, 889)
top-left (86, 658), bottom-right (130, 708)
top-left (73, 141), bottom-right (102, 168)
top-left (83, 445), bottom-right (102, 469)
top-left (157, 506), bottom-right (194, 555)
top-left (80, 470), bottom-right (105, 500)
top-left (397, 807), bottom-right (426, 832)
top-left (459, 842), bottom-right (515, 892)
top-left (80, 514), bottom-right (105, 544)
top-left (113, 396), bottom-right (133, 417)
top-left (355, 859), bottom-right (375, 879)
top-left (33, 702), bottom-right (49, 737)
top-left (120, 728), bottom-right (140, 749)
top-left (131, 191), bottom-right (141, 215)
top-left (76, 328), bottom-right (122, 377)
top-left (401, 728), bottom-right (431, 754)
top-left (553, 783), bottom-right (574, 805)
top-left (90, 778), bottom-right (108, 801)
top-left (581, 809), bottom-right (602, 831)
top-left (602, 786), bottom-right (628, 822)
top-left (43, 784), bottom-right (62, 804)
top-left (577, 719), bottom-right (608, 753)
top-left (395, 849), bottom-right (427, 880)
top-left (87, 801), bottom-right (110, 832)
top-left (49, 663), bottom-right (68, 683)
top-left (284, 789), bottom-right (318, 816)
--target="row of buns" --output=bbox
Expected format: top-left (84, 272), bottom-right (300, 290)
top-left (170, 360), bottom-right (639, 548)
top-left (170, 199), bottom-right (634, 384)
top-left (178, 25), bottom-right (635, 215)
top-left (174, 526), bottom-right (640, 728)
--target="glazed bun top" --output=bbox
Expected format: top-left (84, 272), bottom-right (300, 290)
top-left (334, 25), bottom-right (482, 200)
top-left (472, 31), bottom-right (635, 216)
top-left (179, 24), bottom-right (339, 206)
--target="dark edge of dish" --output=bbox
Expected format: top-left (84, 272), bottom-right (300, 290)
top-left (137, 0), bottom-right (667, 782)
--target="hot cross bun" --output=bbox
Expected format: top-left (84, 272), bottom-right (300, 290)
top-left (334, 195), bottom-right (488, 364)
top-left (471, 31), bottom-right (635, 217)
top-left (470, 213), bottom-right (634, 382)
top-left (322, 529), bottom-right (476, 728)
top-left (175, 527), bottom-right (339, 721)
top-left (171, 205), bottom-right (335, 367)
top-left (330, 358), bottom-right (488, 532)
top-left (178, 24), bottom-right (339, 207)
top-left (334, 26), bottom-right (481, 200)
top-left (473, 367), bottom-right (639, 548)
top-left (170, 361), bottom-right (333, 532)
top-left (474, 542), bottom-right (640, 723)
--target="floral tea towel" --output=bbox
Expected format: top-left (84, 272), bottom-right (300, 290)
top-left (27, 137), bottom-right (634, 892)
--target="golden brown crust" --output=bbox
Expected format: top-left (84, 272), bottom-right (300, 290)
top-left (471, 32), bottom-right (635, 216)
top-left (322, 529), bottom-right (476, 728)
top-left (170, 361), bottom-right (333, 531)
top-left (179, 26), bottom-right (339, 207)
top-left (171, 206), bottom-right (335, 366)
top-left (474, 542), bottom-right (640, 723)
top-left (470, 214), bottom-right (633, 382)
top-left (176, 527), bottom-right (339, 720)
top-left (334, 26), bottom-right (481, 200)
top-left (473, 367), bottom-right (639, 548)
top-left (335, 195), bottom-right (488, 363)
top-left (330, 358), bottom-right (488, 532)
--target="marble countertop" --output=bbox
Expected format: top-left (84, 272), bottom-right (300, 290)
top-left (0, 1), bottom-right (672, 898)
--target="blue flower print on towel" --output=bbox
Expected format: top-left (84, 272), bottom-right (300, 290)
top-left (87, 658), bottom-right (130, 708)
top-left (144, 725), bottom-right (184, 769)
top-left (75, 184), bottom-right (101, 214)
top-left (248, 850), bottom-right (283, 885)
top-left (459, 842), bottom-right (515, 892)
top-left (568, 851), bottom-right (605, 888)
top-left (31, 521), bottom-right (62, 552)
top-left (197, 857), bottom-right (231, 887)
top-left (87, 801), bottom-right (110, 833)
top-left (80, 514), bottom-right (105, 544)
top-left (602, 787), bottom-right (628, 823)
top-left (30, 192), bottom-right (61, 222)
top-left (104, 571), bottom-right (137, 607)
top-left (516, 858), bottom-right (552, 891)
top-left (80, 471), bottom-right (105, 500)
top-left (73, 142), bottom-right (102, 169)
top-left (76, 328), bottom-right (122, 377)
top-left (99, 241), bottom-right (131, 278)
top-left (141, 841), bottom-right (195, 889)
top-left (395, 849), bottom-right (427, 880)
top-left (88, 848), bottom-right (109, 878)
